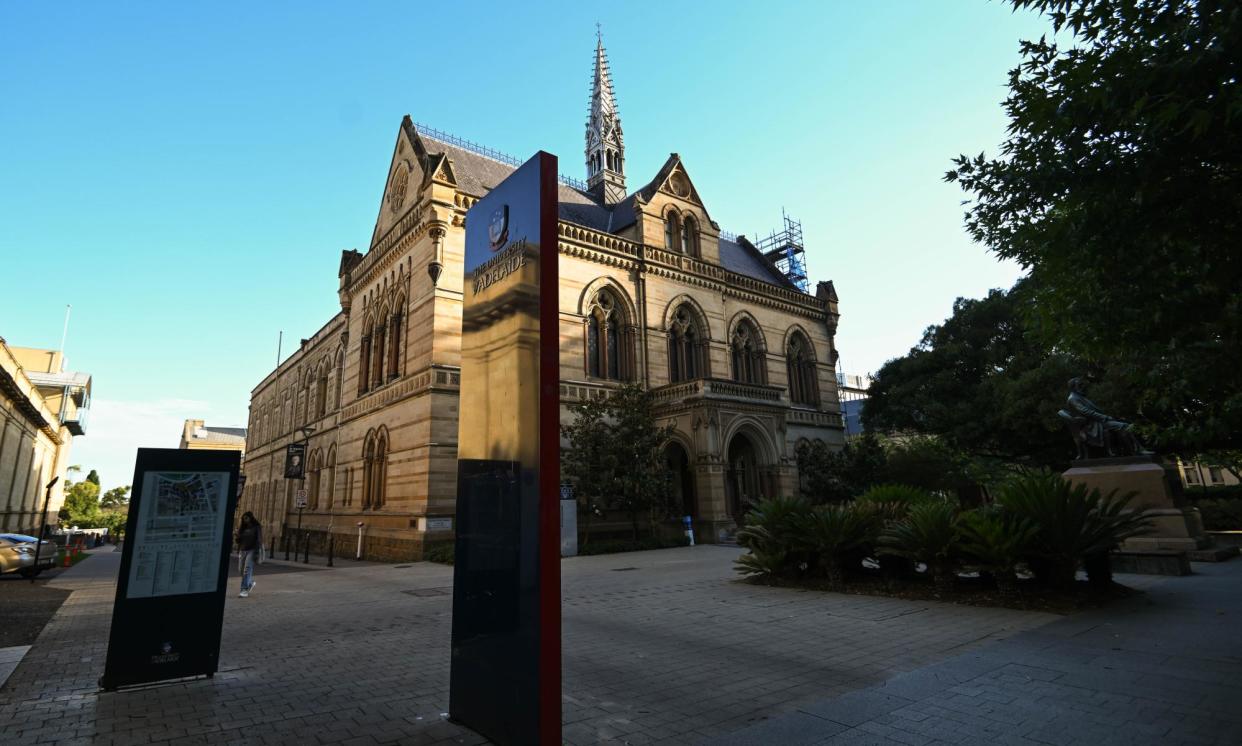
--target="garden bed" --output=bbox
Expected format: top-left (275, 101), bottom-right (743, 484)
top-left (742, 570), bottom-right (1138, 615)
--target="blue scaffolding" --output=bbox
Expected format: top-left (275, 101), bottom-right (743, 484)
top-left (754, 210), bottom-right (809, 292)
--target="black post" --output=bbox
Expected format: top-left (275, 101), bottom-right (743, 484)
top-left (30, 477), bottom-right (58, 584)
top-left (283, 523), bottom-right (290, 561)
top-left (302, 533), bottom-right (309, 564)
top-left (327, 536), bottom-right (334, 567)
top-left (270, 535), bottom-right (276, 559)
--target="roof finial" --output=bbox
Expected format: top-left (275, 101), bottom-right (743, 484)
top-left (596, 21), bottom-right (602, 43)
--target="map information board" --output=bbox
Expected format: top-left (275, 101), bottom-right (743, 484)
top-left (126, 471), bottom-right (230, 599)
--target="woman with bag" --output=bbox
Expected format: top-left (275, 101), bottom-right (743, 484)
top-left (236, 512), bottom-right (263, 598)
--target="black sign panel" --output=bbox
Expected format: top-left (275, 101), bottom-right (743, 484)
top-left (100, 448), bottom-right (241, 690)
top-left (451, 151), bottom-right (560, 745)
top-left (284, 442), bottom-right (306, 479)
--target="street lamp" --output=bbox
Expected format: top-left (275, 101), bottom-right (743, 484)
top-left (294, 425), bottom-right (315, 563)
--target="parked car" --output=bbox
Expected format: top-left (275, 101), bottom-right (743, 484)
top-left (0, 533), bottom-right (57, 578)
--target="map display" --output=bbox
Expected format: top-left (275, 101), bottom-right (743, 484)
top-left (125, 471), bottom-right (230, 599)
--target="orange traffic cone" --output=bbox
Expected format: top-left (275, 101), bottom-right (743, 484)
top-left (62, 551), bottom-right (71, 567)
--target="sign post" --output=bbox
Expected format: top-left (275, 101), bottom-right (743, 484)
top-left (450, 151), bottom-right (560, 745)
top-left (100, 448), bottom-right (240, 690)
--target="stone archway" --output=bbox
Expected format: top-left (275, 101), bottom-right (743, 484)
top-left (664, 441), bottom-right (697, 519)
top-left (725, 432), bottom-right (764, 523)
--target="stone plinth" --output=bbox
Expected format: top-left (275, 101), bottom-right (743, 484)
top-left (1063, 456), bottom-right (1207, 552)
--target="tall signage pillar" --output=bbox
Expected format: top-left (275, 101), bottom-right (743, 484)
top-left (101, 448), bottom-right (241, 690)
top-left (450, 151), bottom-right (561, 744)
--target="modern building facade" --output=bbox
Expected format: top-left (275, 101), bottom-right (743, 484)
top-left (237, 37), bottom-right (846, 559)
top-left (179, 419), bottom-right (246, 457)
top-left (0, 339), bottom-right (91, 534)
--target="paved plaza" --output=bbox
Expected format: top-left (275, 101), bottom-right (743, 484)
top-left (0, 545), bottom-right (1238, 745)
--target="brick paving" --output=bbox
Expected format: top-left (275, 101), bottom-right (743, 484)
top-left (8, 544), bottom-right (1228, 745)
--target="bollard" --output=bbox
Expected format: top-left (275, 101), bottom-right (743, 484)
top-left (302, 533), bottom-right (309, 564)
top-left (327, 537), bottom-right (334, 567)
top-left (283, 532), bottom-right (290, 561)
top-left (270, 535), bottom-right (276, 560)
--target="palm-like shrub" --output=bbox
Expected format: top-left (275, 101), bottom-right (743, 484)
top-left (957, 507), bottom-right (1038, 597)
top-left (735, 496), bottom-right (812, 579)
top-left (800, 504), bottom-right (877, 589)
top-left (855, 484), bottom-right (936, 516)
top-left (996, 471), bottom-right (1151, 588)
top-left (878, 500), bottom-right (961, 590)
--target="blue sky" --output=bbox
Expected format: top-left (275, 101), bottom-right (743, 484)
top-left (1, 1), bottom-right (1048, 490)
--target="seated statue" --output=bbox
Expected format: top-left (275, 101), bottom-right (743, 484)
top-left (1057, 377), bottom-right (1149, 460)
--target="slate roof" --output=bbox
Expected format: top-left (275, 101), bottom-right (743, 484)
top-left (416, 130), bottom-right (794, 290)
top-left (204, 426), bottom-right (248, 439)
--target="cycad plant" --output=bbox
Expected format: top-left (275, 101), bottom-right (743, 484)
top-left (957, 507), bottom-right (1039, 598)
top-left (735, 496), bottom-right (812, 579)
top-left (800, 503), bottom-right (877, 589)
top-left (856, 484), bottom-right (937, 581)
top-left (997, 471), bottom-right (1151, 588)
top-left (879, 500), bottom-right (961, 591)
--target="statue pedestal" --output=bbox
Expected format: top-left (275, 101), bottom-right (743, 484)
top-left (1062, 456), bottom-right (1207, 552)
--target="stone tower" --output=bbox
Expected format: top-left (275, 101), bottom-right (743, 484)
top-left (585, 31), bottom-right (626, 204)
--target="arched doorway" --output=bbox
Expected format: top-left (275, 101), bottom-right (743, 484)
top-left (726, 432), bottom-right (763, 522)
top-left (664, 441), bottom-right (697, 519)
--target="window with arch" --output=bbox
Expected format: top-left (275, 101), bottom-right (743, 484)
top-left (731, 320), bottom-right (766, 384)
top-left (307, 449), bottom-right (323, 510)
top-left (585, 289), bottom-right (632, 381)
top-left (371, 314), bottom-right (388, 388)
top-left (387, 303), bottom-right (403, 381)
top-left (325, 447), bottom-right (337, 509)
top-left (664, 209), bottom-right (681, 251)
top-left (668, 305), bottom-right (707, 383)
top-left (358, 322), bottom-right (373, 395)
top-left (316, 367), bottom-right (329, 418)
top-left (362, 430), bottom-right (388, 510)
top-left (786, 332), bottom-right (820, 406)
top-left (334, 348), bottom-right (345, 409)
top-left (681, 215), bottom-right (698, 256)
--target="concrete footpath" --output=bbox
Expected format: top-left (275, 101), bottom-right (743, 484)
top-left (710, 561), bottom-right (1242, 746)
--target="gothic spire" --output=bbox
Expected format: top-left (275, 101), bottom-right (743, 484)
top-left (586, 28), bottom-right (626, 204)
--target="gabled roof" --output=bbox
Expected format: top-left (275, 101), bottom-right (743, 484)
top-left (405, 121), bottom-right (794, 290)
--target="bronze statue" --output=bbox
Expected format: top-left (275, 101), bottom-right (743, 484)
top-left (1058, 378), bottom-right (1148, 459)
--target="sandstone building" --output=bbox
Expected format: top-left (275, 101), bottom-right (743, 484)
top-left (179, 418), bottom-right (247, 457)
top-left (0, 339), bottom-right (91, 534)
top-left (238, 38), bottom-right (846, 559)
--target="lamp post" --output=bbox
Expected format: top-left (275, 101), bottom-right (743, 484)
top-left (30, 477), bottom-right (58, 584)
top-left (296, 425), bottom-right (315, 562)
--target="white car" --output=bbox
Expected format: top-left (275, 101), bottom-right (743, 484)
top-left (0, 533), bottom-right (57, 578)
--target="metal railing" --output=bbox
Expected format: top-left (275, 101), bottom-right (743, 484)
top-left (412, 121), bottom-right (590, 192)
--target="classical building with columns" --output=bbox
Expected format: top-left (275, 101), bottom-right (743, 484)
top-left (238, 37), bottom-right (845, 559)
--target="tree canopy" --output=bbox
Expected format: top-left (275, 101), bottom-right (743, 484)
top-left (864, 280), bottom-right (1130, 469)
top-left (947, 0), bottom-right (1241, 453)
top-left (561, 383), bottom-right (676, 542)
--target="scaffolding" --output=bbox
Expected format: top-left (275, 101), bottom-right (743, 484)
top-left (754, 210), bottom-right (809, 292)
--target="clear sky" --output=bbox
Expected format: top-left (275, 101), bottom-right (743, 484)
top-left (1, 1), bottom-right (1047, 491)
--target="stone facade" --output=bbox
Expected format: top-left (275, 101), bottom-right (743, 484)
top-left (238, 38), bottom-right (845, 559)
top-left (0, 341), bottom-right (90, 534)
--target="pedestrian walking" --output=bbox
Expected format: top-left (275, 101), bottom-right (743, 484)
top-left (236, 512), bottom-right (263, 598)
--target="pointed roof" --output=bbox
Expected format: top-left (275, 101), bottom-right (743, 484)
top-left (590, 32), bottom-right (619, 128)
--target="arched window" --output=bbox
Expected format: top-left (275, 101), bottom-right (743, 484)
top-left (325, 447), bottom-right (337, 509)
top-left (388, 303), bottom-right (403, 380)
top-left (358, 322), bottom-right (373, 395)
top-left (664, 210), bottom-right (680, 251)
top-left (786, 332), bottom-right (819, 406)
top-left (308, 449), bottom-right (323, 510)
top-left (731, 320), bottom-right (766, 384)
top-left (585, 289), bottom-right (632, 381)
top-left (681, 215), bottom-right (697, 256)
top-left (668, 305), bottom-right (706, 383)
top-left (362, 431), bottom-right (388, 510)
top-left (372, 315), bottom-right (388, 388)
top-left (334, 348), bottom-right (345, 408)
top-left (316, 368), bottom-right (328, 418)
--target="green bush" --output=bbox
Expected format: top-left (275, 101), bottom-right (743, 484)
top-left (735, 496), bottom-right (813, 578)
top-left (996, 471), bottom-right (1150, 587)
top-left (878, 500), bottom-right (961, 590)
top-left (424, 543), bottom-right (455, 565)
top-left (1195, 498), bottom-right (1242, 530)
top-left (800, 503), bottom-right (877, 589)
top-left (957, 507), bottom-right (1038, 596)
top-left (855, 484), bottom-right (936, 514)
